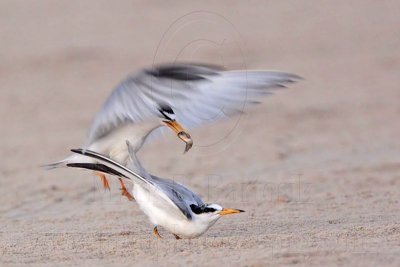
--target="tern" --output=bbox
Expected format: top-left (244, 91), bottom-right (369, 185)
top-left (69, 142), bottom-right (244, 239)
top-left (48, 63), bottom-right (301, 199)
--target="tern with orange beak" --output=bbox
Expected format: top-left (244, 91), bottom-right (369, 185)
top-left (46, 63), bottom-right (300, 199)
top-left (69, 144), bottom-right (244, 239)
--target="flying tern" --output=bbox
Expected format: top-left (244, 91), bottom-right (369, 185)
top-left (48, 63), bottom-right (301, 199)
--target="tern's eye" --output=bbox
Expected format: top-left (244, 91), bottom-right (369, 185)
top-left (190, 204), bottom-right (216, 214)
top-left (203, 207), bottom-right (216, 213)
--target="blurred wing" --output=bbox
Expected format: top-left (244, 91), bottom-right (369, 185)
top-left (85, 63), bottom-right (301, 145)
top-left (84, 73), bottom-right (161, 146)
top-left (168, 68), bottom-right (302, 128)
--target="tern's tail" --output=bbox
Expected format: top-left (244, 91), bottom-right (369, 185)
top-left (43, 159), bottom-right (69, 170)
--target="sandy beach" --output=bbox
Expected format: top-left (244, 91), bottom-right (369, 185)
top-left (1, 1), bottom-right (399, 266)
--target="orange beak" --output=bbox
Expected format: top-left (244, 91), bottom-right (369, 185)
top-left (218, 208), bottom-right (245, 215)
top-left (163, 120), bottom-right (193, 153)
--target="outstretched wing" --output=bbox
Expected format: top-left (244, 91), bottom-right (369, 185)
top-left (85, 63), bottom-right (301, 146)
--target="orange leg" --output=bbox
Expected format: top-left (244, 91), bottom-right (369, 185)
top-left (118, 177), bottom-right (134, 201)
top-left (153, 226), bottom-right (162, 239)
top-left (95, 172), bottom-right (110, 190)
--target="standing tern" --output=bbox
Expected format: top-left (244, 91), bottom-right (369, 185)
top-left (48, 63), bottom-right (301, 199)
top-left (69, 143), bottom-right (244, 239)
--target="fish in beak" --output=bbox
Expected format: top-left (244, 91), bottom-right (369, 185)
top-left (163, 120), bottom-right (193, 153)
top-left (218, 208), bottom-right (245, 215)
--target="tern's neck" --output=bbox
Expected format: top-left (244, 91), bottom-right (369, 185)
top-left (129, 120), bottom-right (163, 152)
top-left (126, 149), bottom-right (148, 177)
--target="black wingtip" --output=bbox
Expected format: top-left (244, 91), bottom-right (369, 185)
top-left (66, 163), bottom-right (126, 177)
top-left (71, 148), bottom-right (83, 154)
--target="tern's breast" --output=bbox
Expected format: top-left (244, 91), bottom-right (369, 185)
top-left (133, 185), bottom-right (185, 224)
top-left (134, 187), bottom-right (217, 238)
top-left (88, 121), bottom-right (162, 164)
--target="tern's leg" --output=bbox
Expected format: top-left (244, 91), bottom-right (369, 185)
top-left (173, 234), bottom-right (181, 240)
top-left (153, 226), bottom-right (162, 239)
top-left (118, 177), bottom-right (134, 201)
top-left (95, 172), bottom-right (110, 190)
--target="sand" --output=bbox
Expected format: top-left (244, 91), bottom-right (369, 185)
top-left (1, 1), bottom-right (400, 266)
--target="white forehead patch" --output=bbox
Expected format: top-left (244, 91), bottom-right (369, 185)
top-left (207, 204), bottom-right (222, 211)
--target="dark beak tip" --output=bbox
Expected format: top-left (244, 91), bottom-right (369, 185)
top-left (178, 132), bottom-right (193, 154)
top-left (239, 209), bottom-right (245, 213)
top-left (184, 143), bottom-right (193, 154)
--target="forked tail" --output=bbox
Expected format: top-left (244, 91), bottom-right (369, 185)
top-left (42, 159), bottom-right (69, 170)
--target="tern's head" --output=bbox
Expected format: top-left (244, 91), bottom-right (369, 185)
top-left (158, 104), bottom-right (193, 153)
top-left (190, 203), bottom-right (244, 223)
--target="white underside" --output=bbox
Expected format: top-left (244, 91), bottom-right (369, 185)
top-left (133, 184), bottom-right (219, 239)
